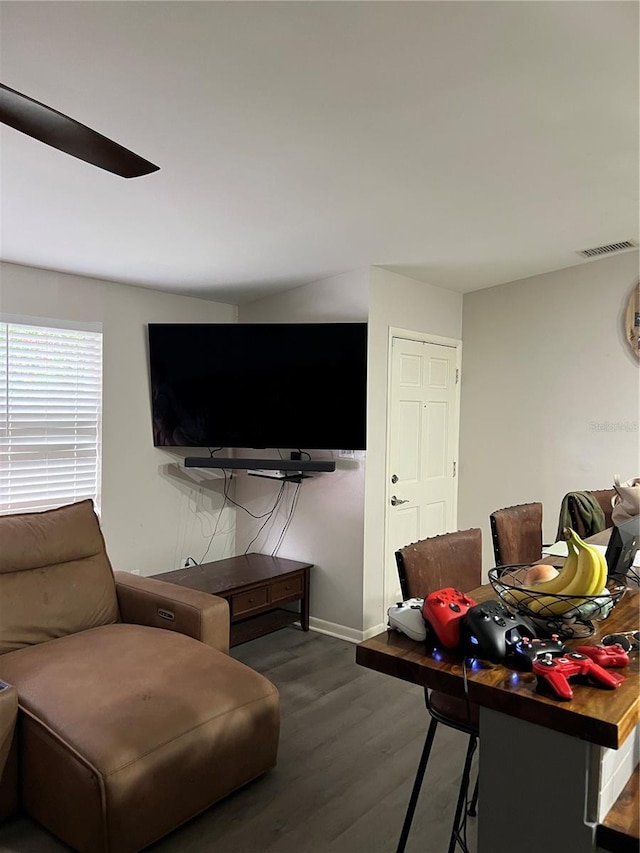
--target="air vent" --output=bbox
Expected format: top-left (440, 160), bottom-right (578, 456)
top-left (578, 240), bottom-right (637, 258)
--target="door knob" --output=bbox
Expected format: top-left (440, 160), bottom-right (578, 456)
top-left (390, 495), bottom-right (409, 506)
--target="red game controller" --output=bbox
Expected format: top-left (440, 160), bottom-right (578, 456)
top-left (575, 644), bottom-right (630, 668)
top-left (532, 652), bottom-right (625, 701)
top-left (422, 587), bottom-right (477, 649)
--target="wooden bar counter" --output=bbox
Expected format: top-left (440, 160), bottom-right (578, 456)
top-left (357, 585), bottom-right (639, 750)
top-left (357, 579), bottom-right (639, 853)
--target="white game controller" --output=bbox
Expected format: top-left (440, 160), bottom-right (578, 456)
top-left (387, 598), bottom-right (427, 642)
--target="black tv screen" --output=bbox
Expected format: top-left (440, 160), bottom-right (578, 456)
top-left (148, 323), bottom-right (368, 450)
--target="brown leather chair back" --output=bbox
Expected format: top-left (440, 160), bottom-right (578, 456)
top-left (489, 502), bottom-right (543, 567)
top-left (0, 500), bottom-right (119, 655)
top-left (395, 528), bottom-right (482, 599)
top-left (567, 489), bottom-right (615, 538)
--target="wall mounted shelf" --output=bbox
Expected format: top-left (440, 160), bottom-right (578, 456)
top-left (184, 457), bottom-right (336, 473)
top-left (247, 472), bottom-right (311, 484)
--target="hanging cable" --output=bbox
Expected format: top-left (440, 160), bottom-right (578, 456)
top-left (199, 476), bottom-right (229, 564)
top-left (244, 481), bottom-right (287, 554)
top-left (272, 481), bottom-right (302, 556)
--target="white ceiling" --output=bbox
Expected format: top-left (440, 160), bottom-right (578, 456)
top-left (0, 1), bottom-right (638, 305)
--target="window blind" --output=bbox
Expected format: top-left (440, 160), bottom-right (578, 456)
top-left (0, 320), bottom-right (103, 515)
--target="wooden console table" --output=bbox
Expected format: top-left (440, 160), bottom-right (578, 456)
top-left (154, 553), bottom-right (312, 646)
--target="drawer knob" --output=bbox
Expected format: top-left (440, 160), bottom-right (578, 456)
top-left (248, 597), bottom-right (254, 603)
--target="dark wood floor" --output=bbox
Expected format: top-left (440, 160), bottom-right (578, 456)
top-left (0, 629), bottom-right (477, 853)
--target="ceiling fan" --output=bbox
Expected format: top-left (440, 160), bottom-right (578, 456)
top-left (0, 83), bottom-right (159, 178)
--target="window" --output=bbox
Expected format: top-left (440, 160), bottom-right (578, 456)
top-left (0, 318), bottom-right (103, 515)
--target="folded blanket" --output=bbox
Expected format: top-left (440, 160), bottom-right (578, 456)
top-left (556, 491), bottom-right (606, 541)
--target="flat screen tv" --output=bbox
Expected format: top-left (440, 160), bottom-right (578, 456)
top-left (148, 323), bottom-right (367, 450)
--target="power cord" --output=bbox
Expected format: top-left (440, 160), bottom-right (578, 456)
top-left (271, 481), bottom-right (302, 556)
top-left (462, 657), bottom-right (471, 715)
top-left (199, 478), bottom-right (230, 564)
top-left (460, 656), bottom-right (478, 850)
top-left (195, 469), bottom-right (290, 564)
top-left (220, 469), bottom-right (287, 520)
top-left (244, 482), bottom-right (287, 554)
top-left (189, 461), bottom-right (307, 564)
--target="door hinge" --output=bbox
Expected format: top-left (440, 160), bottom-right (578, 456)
top-left (455, 368), bottom-right (460, 384)
top-left (453, 461), bottom-right (457, 477)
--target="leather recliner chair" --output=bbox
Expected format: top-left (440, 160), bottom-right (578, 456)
top-left (0, 500), bottom-right (280, 853)
top-left (0, 681), bottom-right (18, 822)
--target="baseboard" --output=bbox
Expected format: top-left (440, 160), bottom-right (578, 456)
top-left (308, 617), bottom-right (386, 644)
top-left (362, 622), bottom-right (386, 641)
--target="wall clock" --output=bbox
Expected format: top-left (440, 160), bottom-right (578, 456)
top-left (624, 281), bottom-right (640, 360)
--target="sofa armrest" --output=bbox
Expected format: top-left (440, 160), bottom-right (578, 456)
top-left (0, 681), bottom-right (18, 821)
top-left (114, 572), bottom-right (230, 654)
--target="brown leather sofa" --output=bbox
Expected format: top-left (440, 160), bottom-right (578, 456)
top-left (0, 500), bottom-right (280, 852)
top-left (0, 682), bottom-right (18, 822)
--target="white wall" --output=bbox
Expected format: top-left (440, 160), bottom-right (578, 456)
top-left (7, 254), bottom-right (631, 637)
top-left (363, 267), bottom-right (463, 634)
top-left (239, 268), bottom-right (370, 323)
top-left (0, 262), bottom-right (237, 574)
top-left (458, 251), bottom-right (640, 574)
top-left (237, 269), bottom-right (370, 638)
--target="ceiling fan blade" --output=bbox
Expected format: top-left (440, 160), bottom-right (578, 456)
top-left (0, 83), bottom-right (159, 178)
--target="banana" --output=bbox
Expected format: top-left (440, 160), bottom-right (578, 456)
top-left (500, 588), bottom-right (528, 609)
top-left (501, 535), bottom-right (576, 608)
top-left (523, 593), bottom-right (589, 616)
top-left (499, 586), bottom-right (581, 615)
top-left (504, 589), bottom-right (573, 615)
top-left (562, 529), bottom-right (606, 596)
top-left (500, 528), bottom-right (606, 616)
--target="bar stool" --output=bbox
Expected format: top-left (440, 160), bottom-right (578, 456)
top-left (489, 502), bottom-right (543, 567)
top-left (562, 490), bottom-right (615, 539)
top-left (394, 528), bottom-right (482, 853)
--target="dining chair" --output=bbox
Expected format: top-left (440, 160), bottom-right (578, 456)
top-left (563, 489), bottom-right (615, 539)
top-left (489, 502), bottom-right (543, 567)
top-left (394, 528), bottom-right (482, 853)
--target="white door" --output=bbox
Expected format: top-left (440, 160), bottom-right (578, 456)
top-left (385, 336), bottom-right (460, 605)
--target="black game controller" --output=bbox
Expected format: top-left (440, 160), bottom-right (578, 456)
top-left (463, 600), bottom-right (537, 662)
top-left (507, 636), bottom-right (567, 671)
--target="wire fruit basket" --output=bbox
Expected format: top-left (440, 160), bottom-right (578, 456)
top-left (488, 565), bottom-right (628, 639)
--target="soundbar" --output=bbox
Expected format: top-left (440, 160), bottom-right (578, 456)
top-left (184, 457), bottom-right (336, 472)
